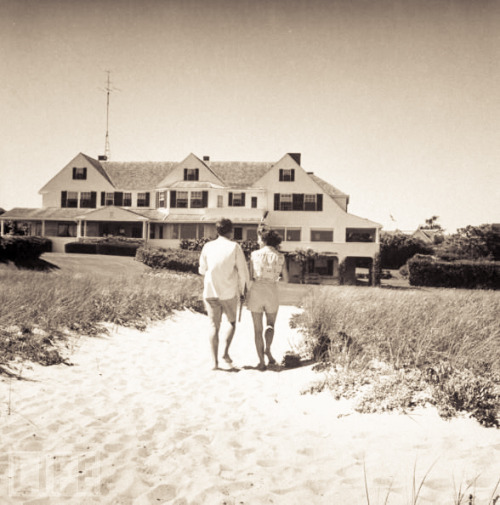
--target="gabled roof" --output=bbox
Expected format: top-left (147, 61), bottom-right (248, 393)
top-left (209, 162), bottom-right (274, 188)
top-left (81, 153), bottom-right (113, 185)
top-left (308, 174), bottom-right (348, 199)
top-left (101, 161), bottom-right (178, 190)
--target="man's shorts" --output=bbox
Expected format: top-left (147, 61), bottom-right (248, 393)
top-left (246, 282), bottom-right (279, 314)
top-left (204, 296), bottom-right (238, 325)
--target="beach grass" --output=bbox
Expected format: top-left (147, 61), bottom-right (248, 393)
top-left (292, 286), bottom-right (500, 426)
top-left (0, 267), bottom-right (203, 371)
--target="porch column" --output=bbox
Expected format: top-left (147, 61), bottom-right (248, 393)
top-left (83, 221), bottom-right (87, 237)
top-left (142, 221), bottom-right (148, 241)
top-left (41, 220), bottom-right (46, 237)
top-left (77, 220), bottom-right (82, 239)
top-left (0, 220), bottom-right (4, 236)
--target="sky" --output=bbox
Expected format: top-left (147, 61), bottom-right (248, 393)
top-left (1, 0), bottom-right (499, 233)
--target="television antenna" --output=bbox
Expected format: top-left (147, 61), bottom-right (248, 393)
top-left (100, 71), bottom-right (120, 160)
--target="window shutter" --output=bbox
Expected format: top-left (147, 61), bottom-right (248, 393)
top-left (61, 191), bottom-right (67, 208)
top-left (279, 169), bottom-right (283, 182)
top-left (183, 168), bottom-right (188, 180)
top-left (251, 196), bottom-right (257, 208)
top-left (72, 167), bottom-right (76, 179)
top-left (101, 192), bottom-right (105, 206)
top-left (90, 192), bottom-right (97, 208)
top-left (274, 193), bottom-right (280, 211)
top-left (293, 193), bottom-right (304, 211)
top-left (202, 191), bottom-right (208, 208)
top-left (114, 192), bottom-right (123, 206)
top-left (241, 193), bottom-right (246, 206)
top-left (195, 168), bottom-right (199, 181)
top-left (83, 167), bottom-right (87, 179)
top-left (170, 190), bottom-right (177, 208)
top-left (145, 192), bottom-right (150, 207)
top-left (291, 169), bottom-right (295, 181)
top-left (317, 194), bottom-right (323, 211)
top-left (156, 192), bottom-right (160, 208)
top-left (229, 192), bottom-right (233, 206)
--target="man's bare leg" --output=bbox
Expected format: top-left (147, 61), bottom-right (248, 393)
top-left (222, 321), bottom-right (236, 365)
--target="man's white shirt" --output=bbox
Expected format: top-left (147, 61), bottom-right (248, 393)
top-left (199, 236), bottom-right (249, 300)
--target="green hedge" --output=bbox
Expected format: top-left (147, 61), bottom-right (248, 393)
top-left (408, 256), bottom-right (500, 289)
top-left (136, 246), bottom-right (200, 273)
top-left (65, 238), bottom-right (143, 256)
top-left (0, 236), bottom-right (52, 262)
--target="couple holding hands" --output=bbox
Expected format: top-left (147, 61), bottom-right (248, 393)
top-left (198, 218), bottom-right (286, 371)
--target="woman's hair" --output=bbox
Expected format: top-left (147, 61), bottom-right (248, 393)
top-left (216, 218), bottom-right (233, 236)
top-left (258, 227), bottom-right (282, 248)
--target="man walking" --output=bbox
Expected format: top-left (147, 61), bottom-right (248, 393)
top-left (199, 218), bottom-right (249, 370)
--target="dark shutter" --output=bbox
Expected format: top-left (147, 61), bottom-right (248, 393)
top-left (317, 194), bottom-right (323, 211)
top-left (90, 192), bottom-right (97, 208)
top-left (251, 197), bottom-right (257, 208)
top-left (291, 169), bottom-right (295, 181)
top-left (195, 168), bottom-right (199, 180)
top-left (61, 191), bottom-right (67, 208)
top-left (83, 167), bottom-right (87, 179)
top-left (202, 191), bottom-right (208, 208)
top-left (145, 192), bottom-right (150, 207)
top-left (101, 192), bottom-right (105, 206)
top-left (274, 193), bottom-right (280, 211)
top-left (279, 169), bottom-right (283, 181)
top-left (170, 190), bottom-right (177, 208)
top-left (293, 193), bottom-right (304, 211)
top-left (183, 168), bottom-right (188, 180)
top-left (241, 193), bottom-right (246, 206)
top-left (114, 192), bottom-right (123, 206)
top-left (156, 192), bottom-right (160, 208)
top-left (229, 192), bottom-right (233, 206)
top-left (72, 167), bottom-right (76, 179)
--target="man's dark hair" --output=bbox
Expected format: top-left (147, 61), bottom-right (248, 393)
top-left (258, 227), bottom-right (282, 248)
top-left (216, 218), bottom-right (233, 237)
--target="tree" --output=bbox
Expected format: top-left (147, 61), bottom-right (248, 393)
top-left (419, 215), bottom-right (444, 231)
top-left (288, 248), bottom-right (318, 283)
top-left (380, 231), bottom-right (434, 269)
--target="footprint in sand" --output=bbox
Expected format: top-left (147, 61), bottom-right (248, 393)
top-left (147, 484), bottom-right (177, 503)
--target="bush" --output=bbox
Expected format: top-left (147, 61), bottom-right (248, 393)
top-left (380, 231), bottom-right (434, 269)
top-left (180, 237), bottom-right (211, 251)
top-left (96, 243), bottom-right (140, 256)
top-left (136, 246), bottom-right (200, 273)
top-left (0, 236), bottom-right (52, 263)
top-left (408, 256), bottom-right (500, 289)
top-left (65, 242), bottom-right (97, 254)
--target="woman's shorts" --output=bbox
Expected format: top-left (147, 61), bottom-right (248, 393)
top-left (246, 282), bottom-right (279, 313)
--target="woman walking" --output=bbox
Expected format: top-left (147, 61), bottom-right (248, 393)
top-left (246, 227), bottom-right (287, 370)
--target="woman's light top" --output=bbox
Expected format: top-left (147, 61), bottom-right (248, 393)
top-left (250, 246), bottom-right (285, 283)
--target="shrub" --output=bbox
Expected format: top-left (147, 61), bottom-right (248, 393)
top-left (0, 236), bottom-right (52, 263)
top-left (136, 246), bottom-right (200, 273)
top-left (408, 256), bottom-right (500, 289)
top-left (380, 231), bottom-right (434, 269)
top-left (65, 242), bottom-right (97, 254)
top-left (180, 237), bottom-right (211, 251)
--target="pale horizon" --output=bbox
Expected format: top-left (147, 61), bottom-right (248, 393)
top-left (1, 0), bottom-right (499, 233)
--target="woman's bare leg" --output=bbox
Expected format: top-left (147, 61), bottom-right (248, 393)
top-left (264, 312), bottom-right (277, 365)
top-left (251, 312), bottom-right (266, 370)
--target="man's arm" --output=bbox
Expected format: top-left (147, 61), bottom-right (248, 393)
top-left (198, 246), bottom-right (207, 276)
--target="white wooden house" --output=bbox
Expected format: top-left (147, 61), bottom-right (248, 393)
top-left (0, 152), bottom-right (381, 283)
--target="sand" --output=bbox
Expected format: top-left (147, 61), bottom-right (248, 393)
top-left (0, 306), bottom-right (499, 504)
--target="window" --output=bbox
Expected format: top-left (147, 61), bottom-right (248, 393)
top-left (72, 167), bottom-right (87, 180)
top-left (80, 192), bottom-right (96, 208)
top-left (150, 225), bottom-right (155, 239)
top-left (280, 194), bottom-right (292, 211)
top-left (123, 193), bottom-right (132, 207)
top-left (176, 191), bottom-right (188, 208)
top-left (137, 192), bottom-right (150, 207)
top-left (304, 194), bottom-right (317, 211)
top-left (311, 229), bottom-right (333, 242)
top-left (217, 195), bottom-right (223, 208)
top-left (158, 192), bottom-right (166, 208)
top-left (346, 228), bottom-right (376, 243)
top-left (174, 223), bottom-right (205, 239)
top-left (233, 227), bottom-right (243, 240)
top-left (279, 168), bottom-right (295, 182)
top-left (190, 191), bottom-right (203, 208)
top-left (105, 192), bottom-right (114, 206)
top-left (184, 168), bottom-right (199, 181)
top-left (272, 228), bottom-right (285, 240)
top-left (251, 196), bottom-right (257, 208)
top-left (57, 223), bottom-right (76, 237)
top-left (286, 228), bottom-right (301, 241)
top-left (246, 227), bottom-right (258, 241)
top-left (229, 192), bottom-right (245, 207)
top-left (66, 192), bottom-right (78, 208)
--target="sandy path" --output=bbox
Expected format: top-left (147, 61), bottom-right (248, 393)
top-left (0, 307), bottom-right (499, 504)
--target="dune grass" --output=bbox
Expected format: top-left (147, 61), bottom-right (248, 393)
top-left (0, 267), bottom-right (203, 372)
top-left (292, 286), bottom-right (500, 427)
